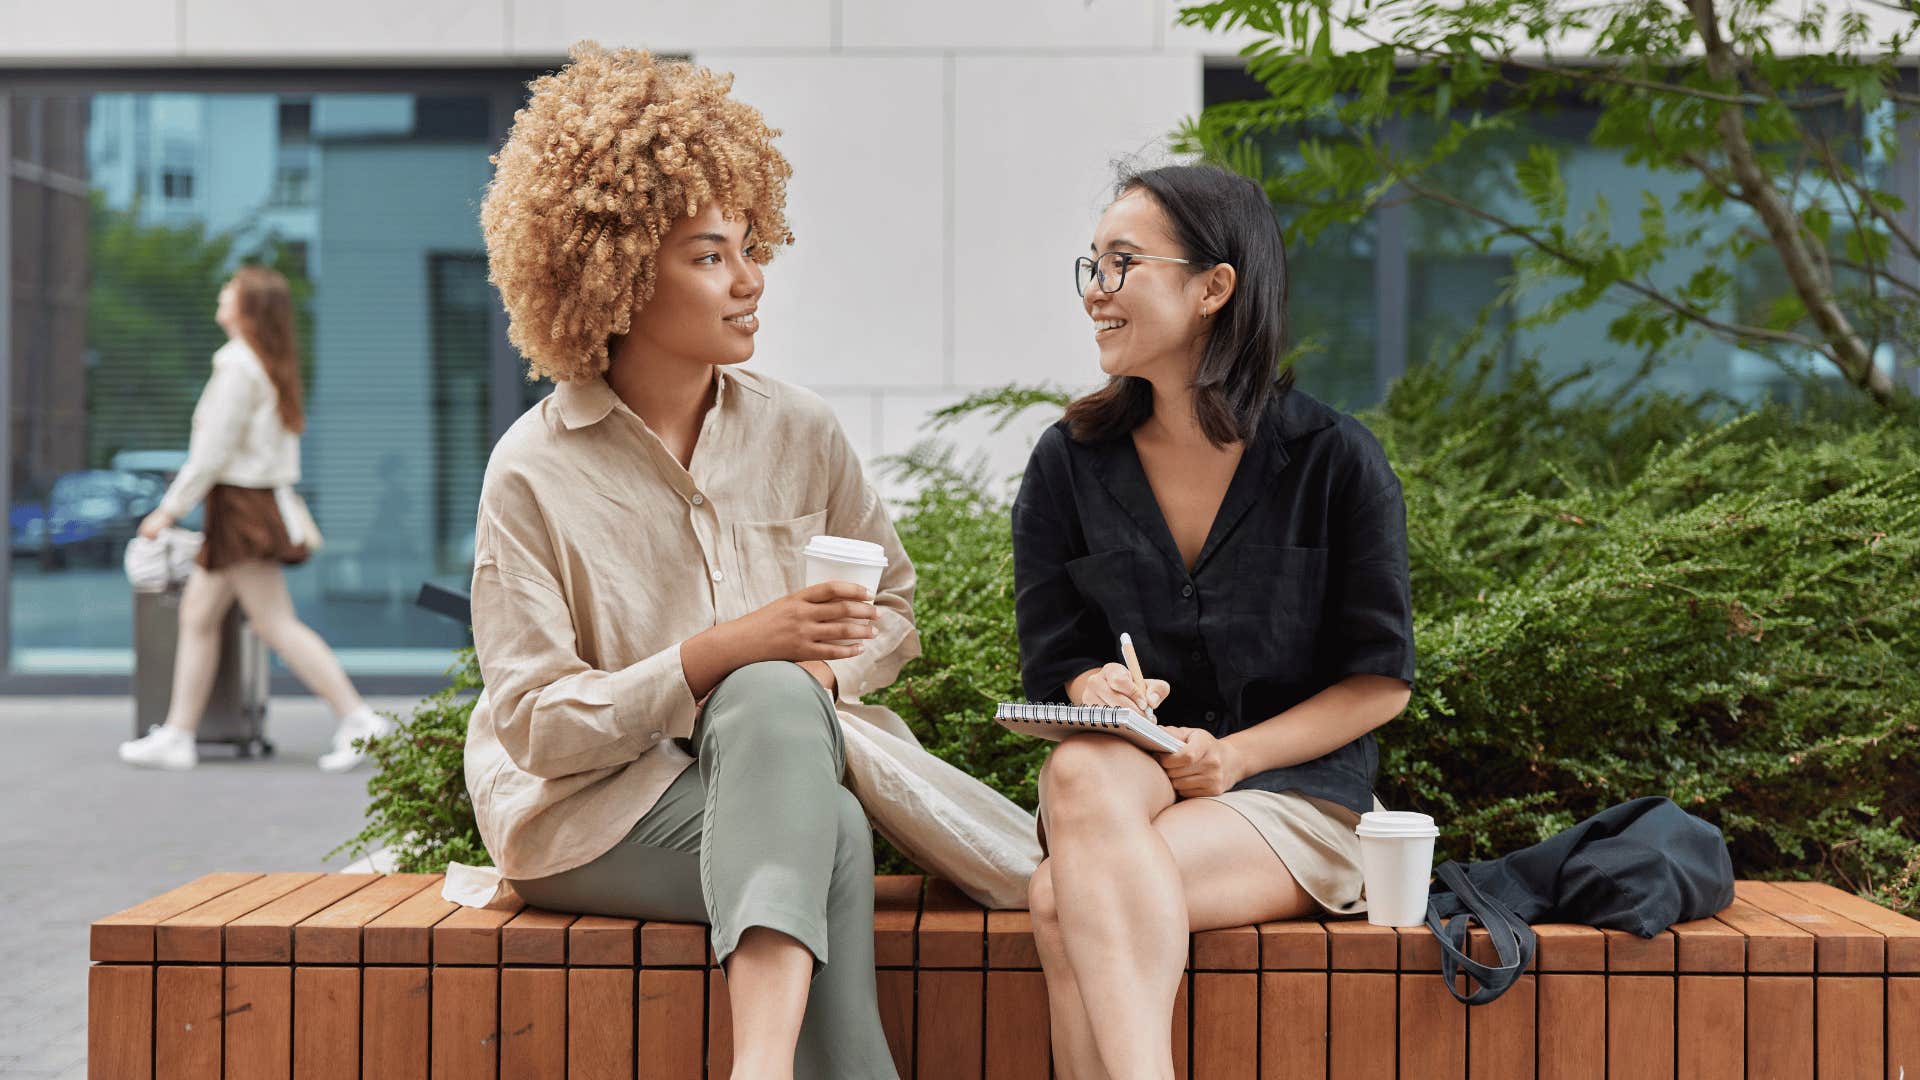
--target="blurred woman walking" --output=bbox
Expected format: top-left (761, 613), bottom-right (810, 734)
top-left (118, 265), bottom-right (390, 772)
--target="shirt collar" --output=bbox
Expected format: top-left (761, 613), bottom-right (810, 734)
top-left (551, 365), bottom-right (769, 432)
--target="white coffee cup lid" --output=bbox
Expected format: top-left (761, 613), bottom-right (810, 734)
top-left (1355, 810), bottom-right (1439, 839)
top-left (803, 535), bottom-right (888, 568)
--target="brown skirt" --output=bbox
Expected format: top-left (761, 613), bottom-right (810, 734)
top-left (197, 484), bottom-right (310, 570)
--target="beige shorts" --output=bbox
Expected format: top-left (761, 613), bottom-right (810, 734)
top-left (1201, 789), bottom-right (1384, 916)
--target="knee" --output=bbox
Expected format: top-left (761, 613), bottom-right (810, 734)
top-left (1039, 734), bottom-right (1139, 816)
top-left (703, 662), bottom-right (834, 745)
top-left (1027, 860), bottom-right (1058, 926)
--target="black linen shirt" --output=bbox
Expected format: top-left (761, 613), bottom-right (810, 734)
top-left (1010, 386), bottom-right (1415, 815)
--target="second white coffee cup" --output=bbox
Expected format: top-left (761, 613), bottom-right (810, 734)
top-left (802, 535), bottom-right (888, 644)
top-left (1355, 810), bottom-right (1440, 927)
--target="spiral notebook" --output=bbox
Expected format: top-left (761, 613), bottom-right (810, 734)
top-left (993, 702), bottom-right (1184, 754)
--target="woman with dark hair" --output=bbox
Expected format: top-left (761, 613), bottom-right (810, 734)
top-left (120, 265), bottom-right (390, 772)
top-left (1012, 163), bottom-right (1415, 1078)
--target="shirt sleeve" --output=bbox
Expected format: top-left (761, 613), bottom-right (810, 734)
top-left (160, 358), bottom-right (257, 519)
top-left (1325, 461), bottom-right (1417, 688)
top-left (1011, 428), bottom-right (1110, 703)
top-left (820, 422), bottom-right (921, 704)
top-left (469, 499), bottom-right (700, 781)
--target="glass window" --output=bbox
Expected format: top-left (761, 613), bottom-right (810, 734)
top-left (6, 89), bottom-right (505, 676)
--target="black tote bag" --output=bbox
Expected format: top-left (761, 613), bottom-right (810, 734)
top-left (1423, 796), bottom-right (1736, 1005)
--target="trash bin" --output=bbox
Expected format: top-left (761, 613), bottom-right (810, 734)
top-left (133, 585), bottom-right (273, 757)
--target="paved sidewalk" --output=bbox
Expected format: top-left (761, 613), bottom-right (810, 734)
top-left (0, 694), bottom-right (425, 1079)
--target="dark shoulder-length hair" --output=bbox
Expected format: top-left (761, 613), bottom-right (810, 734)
top-left (1063, 163), bottom-right (1292, 447)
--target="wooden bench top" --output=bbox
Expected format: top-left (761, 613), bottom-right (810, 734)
top-left (91, 874), bottom-right (1920, 974)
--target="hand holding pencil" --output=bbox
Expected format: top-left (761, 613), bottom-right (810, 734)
top-left (1068, 633), bottom-right (1170, 715)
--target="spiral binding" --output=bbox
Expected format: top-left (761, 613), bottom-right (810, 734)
top-left (994, 702), bottom-right (1126, 727)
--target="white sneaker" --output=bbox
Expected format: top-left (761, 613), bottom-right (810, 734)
top-left (318, 708), bottom-right (396, 773)
top-left (119, 725), bottom-right (197, 771)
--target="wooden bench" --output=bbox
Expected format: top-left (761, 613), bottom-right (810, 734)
top-left (89, 874), bottom-right (1917, 1078)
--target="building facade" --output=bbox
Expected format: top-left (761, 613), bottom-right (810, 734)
top-left (2, 0), bottom-right (1914, 689)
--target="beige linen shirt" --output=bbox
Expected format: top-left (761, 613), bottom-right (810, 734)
top-left (464, 367), bottom-right (920, 881)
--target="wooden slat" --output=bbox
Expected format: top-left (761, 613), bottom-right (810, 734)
top-left (92, 872), bottom-right (262, 962)
top-left (433, 966), bottom-right (499, 1079)
top-left (1534, 924), bottom-right (1607, 972)
top-left (363, 966), bottom-right (430, 1080)
top-left (707, 967), bottom-right (734, 1080)
top-left (919, 878), bottom-right (985, 969)
top-left (1537, 974), bottom-right (1605, 1080)
top-left (567, 915), bottom-right (637, 968)
top-left (87, 964), bottom-right (153, 1080)
top-left (1469, 973), bottom-right (1534, 1078)
top-left (1397, 923), bottom-right (1442, 972)
top-left (500, 908), bottom-right (576, 966)
top-left (1258, 920), bottom-right (1327, 971)
top-left (641, 920), bottom-right (707, 967)
top-left (1173, 972), bottom-right (1191, 1080)
top-left (1890, 977), bottom-right (1919, 1080)
top-left (1815, 977), bottom-right (1883, 1079)
top-left (568, 967), bottom-right (634, 1080)
top-left (434, 898), bottom-right (528, 966)
top-left (291, 967), bottom-right (358, 1080)
top-left (1194, 925), bottom-right (1259, 971)
top-left (984, 970), bottom-right (1050, 1080)
top-left (873, 874), bottom-right (923, 968)
top-left (638, 968), bottom-right (705, 1079)
top-left (1605, 974), bottom-right (1673, 1079)
top-left (1675, 975), bottom-right (1742, 1080)
top-left (364, 881), bottom-right (459, 965)
top-left (1602, 928), bottom-right (1675, 972)
top-left (1737, 881), bottom-right (1885, 973)
top-left (1713, 898), bottom-right (1815, 972)
top-left (1325, 920), bottom-right (1398, 970)
top-left (1260, 972), bottom-right (1326, 1079)
top-left (156, 873), bottom-right (322, 963)
top-left (225, 875), bottom-right (379, 964)
top-left (1746, 976), bottom-right (1815, 1079)
top-left (917, 970), bottom-right (983, 1079)
top-left (296, 873), bottom-right (439, 965)
top-left (501, 967), bottom-right (568, 1080)
top-left (1327, 972), bottom-right (1394, 1079)
top-left (156, 965), bottom-right (221, 1080)
top-left (225, 966), bottom-right (292, 1080)
top-left (1398, 970), bottom-right (1466, 1078)
top-left (1669, 916), bottom-right (1746, 973)
top-left (1772, 880), bottom-right (1920, 972)
top-left (986, 909), bottom-right (1040, 969)
top-left (877, 969), bottom-right (915, 1079)
top-left (1192, 972), bottom-right (1258, 1080)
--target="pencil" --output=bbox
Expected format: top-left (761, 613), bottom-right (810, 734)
top-left (1119, 632), bottom-right (1156, 722)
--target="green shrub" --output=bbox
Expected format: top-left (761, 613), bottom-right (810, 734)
top-left (341, 364), bottom-right (1920, 912)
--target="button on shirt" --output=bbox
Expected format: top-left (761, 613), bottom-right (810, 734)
top-left (1010, 387), bottom-right (1414, 815)
top-left (463, 368), bottom-right (920, 881)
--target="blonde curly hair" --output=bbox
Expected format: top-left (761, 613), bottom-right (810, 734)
top-left (482, 43), bottom-right (794, 382)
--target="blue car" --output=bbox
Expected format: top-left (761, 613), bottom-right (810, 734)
top-left (14, 469), bottom-right (167, 568)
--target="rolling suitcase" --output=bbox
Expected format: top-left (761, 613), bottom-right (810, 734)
top-left (133, 586), bottom-right (273, 757)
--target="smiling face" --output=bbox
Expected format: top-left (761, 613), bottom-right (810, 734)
top-left (1083, 189), bottom-right (1212, 383)
top-left (622, 202), bottom-right (766, 368)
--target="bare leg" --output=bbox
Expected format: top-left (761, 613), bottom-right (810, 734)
top-left (1028, 859), bottom-right (1109, 1080)
top-left (1039, 735), bottom-right (1184, 1080)
top-left (725, 926), bottom-right (814, 1080)
top-left (160, 567), bottom-right (237, 734)
top-left (224, 560), bottom-right (365, 716)
top-left (1148, 798), bottom-right (1317, 929)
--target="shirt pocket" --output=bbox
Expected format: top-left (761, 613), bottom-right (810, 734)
top-left (730, 509), bottom-right (829, 607)
top-left (1224, 545), bottom-right (1329, 682)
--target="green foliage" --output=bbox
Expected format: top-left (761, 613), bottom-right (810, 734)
top-left (346, 370), bottom-right (1917, 911)
top-left (329, 649), bottom-right (490, 873)
top-left (1175, 0), bottom-right (1920, 402)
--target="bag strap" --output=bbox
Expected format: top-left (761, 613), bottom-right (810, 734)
top-left (1424, 860), bottom-right (1537, 1006)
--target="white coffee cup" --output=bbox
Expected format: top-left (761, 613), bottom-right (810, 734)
top-left (802, 536), bottom-right (888, 644)
top-left (1355, 810), bottom-right (1440, 927)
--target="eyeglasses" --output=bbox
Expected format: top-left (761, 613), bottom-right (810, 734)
top-left (1075, 251), bottom-right (1193, 297)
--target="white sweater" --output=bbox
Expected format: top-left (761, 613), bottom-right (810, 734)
top-left (159, 340), bottom-right (301, 519)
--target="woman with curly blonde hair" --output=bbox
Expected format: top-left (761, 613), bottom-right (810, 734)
top-left (467, 44), bottom-right (913, 1079)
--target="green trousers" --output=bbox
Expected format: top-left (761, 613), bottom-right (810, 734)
top-left (509, 661), bottom-right (897, 1079)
